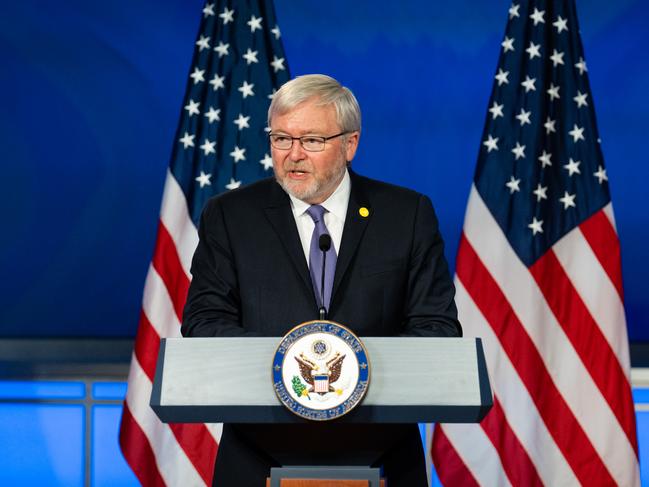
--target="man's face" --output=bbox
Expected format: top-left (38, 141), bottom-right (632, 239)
top-left (270, 99), bottom-right (359, 204)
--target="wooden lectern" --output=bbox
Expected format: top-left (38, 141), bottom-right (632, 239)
top-left (151, 337), bottom-right (492, 486)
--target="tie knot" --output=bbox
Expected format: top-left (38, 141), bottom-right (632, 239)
top-left (306, 204), bottom-right (326, 223)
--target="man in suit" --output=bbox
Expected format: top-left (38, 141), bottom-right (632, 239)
top-left (182, 74), bottom-right (461, 486)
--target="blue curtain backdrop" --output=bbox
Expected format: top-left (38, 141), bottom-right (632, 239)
top-left (0, 0), bottom-right (646, 339)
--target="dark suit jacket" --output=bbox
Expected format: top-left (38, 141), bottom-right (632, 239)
top-left (182, 170), bottom-right (461, 338)
top-left (182, 170), bottom-right (461, 486)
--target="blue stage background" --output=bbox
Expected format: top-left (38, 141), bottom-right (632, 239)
top-left (0, 0), bottom-right (646, 339)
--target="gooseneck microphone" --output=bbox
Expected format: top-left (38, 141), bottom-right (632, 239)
top-left (318, 234), bottom-right (332, 320)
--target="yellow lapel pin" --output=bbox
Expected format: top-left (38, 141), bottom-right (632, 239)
top-left (359, 207), bottom-right (369, 218)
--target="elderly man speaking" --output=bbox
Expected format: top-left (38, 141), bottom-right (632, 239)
top-left (182, 74), bottom-right (462, 486)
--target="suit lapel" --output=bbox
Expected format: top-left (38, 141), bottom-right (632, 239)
top-left (262, 182), bottom-right (314, 297)
top-left (331, 171), bottom-right (371, 307)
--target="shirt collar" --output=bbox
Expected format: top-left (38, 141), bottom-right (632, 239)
top-left (288, 169), bottom-right (351, 219)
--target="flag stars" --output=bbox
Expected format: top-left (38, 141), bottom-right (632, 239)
top-left (533, 183), bottom-right (548, 201)
top-left (271, 56), bottom-right (286, 72)
top-left (559, 191), bottom-right (577, 209)
top-left (489, 101), bottom-right (504, 119)
top-left (544, 117), bottom-right (556, 134)
top-left (575, 57), bottom-right (588, 75)
top-left (271, 25), bottom-right (281, 39)
top-left (501, 36), bottom-right (515, 52)
top-left (594, 165), bottom-right (608, 184)
top-left (196, 35), bottom-right (210, 51)
top-left (483, 135), bottom-right (499, 152)
top-left (530, 8), bottom-right (545, 25)
top-left (225, 178), bottom-right (242, 190)
top-left (210, 74), bottom-right (225, 91)
top-left (506, 175), bottom-right (521, 193)
top-left (247, 15), bottom-right (263, 32)
top-left (200, 139), bottom-right (216, 156)
top-left (189, 67), bottom-right (205, 84)
top-left (528, 217), bottom-right (544, 235)
top-left (220, 7), bottom-right (234, 24)
top-left (260, 153), bottom-right (273, 170)
top-left (569, 124), bottom-right (585, 142)
top-left (184, 99), bottom-right (200, 116)
top-left (509, 3), bottom-right (520, 19)
top-left (195, 171), bottom-right (212, 188)
top-left (526, 42), bottom-right (541, 59)
top-left (564, 158), bottom-right (581, 176)
top-left (204, 107), bottom-right (221, 123)
top-left (233, 113), bottom-right (250, 130)
top-left (243, 48), bottom-right (259, 64)
top-left (593, 166), bottom-right (608, 184)
top-left (214, 41), bottom-right (229, 57)
top-left (238, 81), bottom-right (255, 98)
top-left (550, 49), bottom-right (565, 67)
top-left (553, 15), bottom-right (569, 33)
top-left (495, 68), bottom-right (509, 86)
top-left (521, 76), bottom-right (536, 92)
top-left (230, 146), bottom-right (246, 162)
top-left (574, 91), bottom-right (589, 108)
top-left (547, 83), bottom-right (560, 101)
top-left (538, 150), bottom-right (552, 167)
top-left (512, 142), bottom-right (526, 160)
top-left (516, 108), bottom-right (532, 126)
top-left (202, 3), bottom-right (215, 17)
top-left (179, 132), bottom-right (195, 149)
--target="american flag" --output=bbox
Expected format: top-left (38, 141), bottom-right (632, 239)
top-left (118, 1), bottom-right (290, 485)
top-left (431, 1), bottom-right (639, 485)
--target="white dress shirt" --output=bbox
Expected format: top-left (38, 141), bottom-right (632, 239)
top-left (288, 169), bottom-right (351, 269)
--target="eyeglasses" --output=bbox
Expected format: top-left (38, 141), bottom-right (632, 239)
top-left (268, 132), bottom-right (348, 152)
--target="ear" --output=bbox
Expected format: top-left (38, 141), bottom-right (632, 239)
top-left (344, 131), bottom-right (360, 162)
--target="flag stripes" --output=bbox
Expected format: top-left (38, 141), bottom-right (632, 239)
top-left (452, 279), bottom-right (579, 485)
top-left (530, 249), bottom-right (637, 451)
top-left (151, 222), bottom-right (191, 320)
top-left (479, 398), bottom-right (543, 487)
top-left (553, 224), bottom-right (629, 369)
top-left (455, 230), bottom-right (616, 485)
top-left (119, 404), bottom-right (167, 487)
top-left (431, 426), bottom-right (481, 487)
top-left (578, 211), bottom-right (624, 298)
top-left (159, 170), bottom-right (198, 276)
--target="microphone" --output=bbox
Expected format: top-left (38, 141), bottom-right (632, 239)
top-left (318, 234), bottom-right (332, 320)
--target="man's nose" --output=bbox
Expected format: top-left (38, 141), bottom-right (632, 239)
top-left (288, 139), bottom-right (306, 161)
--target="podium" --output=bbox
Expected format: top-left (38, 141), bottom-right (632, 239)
top-left (151, 337), bottom-right (492, 485)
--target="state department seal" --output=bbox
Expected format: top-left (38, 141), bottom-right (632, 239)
top-left (272, 320), bottom-right (370, 421)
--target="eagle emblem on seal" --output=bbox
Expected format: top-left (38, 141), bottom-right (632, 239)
top-left (295, 350), bottom-right (346, 395)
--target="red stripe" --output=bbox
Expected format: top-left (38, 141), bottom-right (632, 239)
top-left (579, 210), bottom-right (624, 299)
top-left (456, 234), bottom-right (615, 485)
top-left (432, 425), bottom-right (480, 487)
top-left (168, 422), bottom-right (218, 485)
top-left (119, 404), bottom-right (167, 487)
top-left (530, 250), bottom-right (638, 454)
top-left (481, 397), bottom-right (543, 487)
top-left (152, 221), bottom-right (191, 321)
top-left (134, 311), bottom-right (161, 381)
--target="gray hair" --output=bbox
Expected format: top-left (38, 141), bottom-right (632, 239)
top-left (268, 74), bottom-right (361, 132)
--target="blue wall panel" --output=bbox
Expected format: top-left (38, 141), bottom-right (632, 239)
top-left (0, 404), bottom-right (84, 486)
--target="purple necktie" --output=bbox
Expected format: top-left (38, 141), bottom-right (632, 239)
top-left (306, 205), bottom-right (337, 310)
